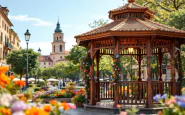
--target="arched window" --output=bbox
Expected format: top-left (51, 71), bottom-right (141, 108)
top-left (60, 45), bottom-right (62, 52)
top-left (54, 45), bottom-right (55, 52)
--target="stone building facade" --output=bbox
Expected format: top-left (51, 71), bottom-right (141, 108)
top-left (39, 20), bottom-right (69, 68)
top-left (0, 5), bottom-right (20, 66)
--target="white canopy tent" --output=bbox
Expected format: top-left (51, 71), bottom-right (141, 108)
top-left (47, 78), bottom-right (59, 82)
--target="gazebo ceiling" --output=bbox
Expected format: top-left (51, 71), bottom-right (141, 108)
top-left (75, 0), bottom-right (185, 46)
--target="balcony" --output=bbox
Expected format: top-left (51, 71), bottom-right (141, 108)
top-left (5, 42), bottom-right (13, 50)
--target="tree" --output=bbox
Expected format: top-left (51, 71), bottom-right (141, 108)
top-left (167, 9), bottom-right (185, 30)
top-left (65, 45), bottom-right (87, 65)
top-left (6, 49), bottom-right (39, 80)
top-left (134, 0), bottom-right (185, 24)
top-left (89, 19), bottom-right (109, 29)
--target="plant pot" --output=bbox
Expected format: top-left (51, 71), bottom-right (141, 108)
top-left (75, 102), bottom-right (83, 107)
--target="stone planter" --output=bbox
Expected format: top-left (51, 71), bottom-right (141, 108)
top-left (41, 98), bottom-right (72, 103)
top-left (75, 102), bottom-right (84, 107)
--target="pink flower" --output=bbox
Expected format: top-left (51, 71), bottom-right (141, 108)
top-left (67, 103), bottom-right (76, 109)
top-left (120, 111), bottom-right (127, 115)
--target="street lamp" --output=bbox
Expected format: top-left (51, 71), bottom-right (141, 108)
top-left (25, 29), bottom-right (31, 89)
top-left (128, 48), bottom-right (133, 80)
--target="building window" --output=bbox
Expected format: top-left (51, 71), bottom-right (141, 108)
top-left (49, 62), bottom-right (50, 65)
top-left (0, 33), bottom-right (2, 42)
top-left (60, 56), bottom-right (62, 59)
top-left (54, 45), bottom-right (55, 52)
top-left (44, 62), bottom-right (46, 65)
top-left (60, 45), bottom-right (62, 52)
top-left (5, 24), bottom-right (6, 31)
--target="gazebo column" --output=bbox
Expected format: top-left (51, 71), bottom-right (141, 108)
top-left (138, 48), bottom-right (142, 81)
top-left (90, 43), bottom-right (96, 105)
top-left (158, 48), bottom-right (163, 81)
top-left (96, 50), bottom-right (100, 102)
top-left (113, 37), bottom-right (120, 108)
top-left (170, 42), bottom-right (176, 95)
top-left (177, 50), bottom-right (182, 82)
top-left (146, 37), bottom-right (153, 108)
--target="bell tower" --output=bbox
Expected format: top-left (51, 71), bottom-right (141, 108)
top-left (52, 19), bottom-right (65, 54)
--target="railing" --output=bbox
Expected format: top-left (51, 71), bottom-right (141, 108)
top-left (5, 42), bottom-right (13, 49)
top-left (116, 81), bottom-right (147, 105)
top-left (95, 81), bottom-right (181, 106)
top-left (96, 81), bottom-right (115, 101)
top-left (151, 81), bottom-right (172, 103)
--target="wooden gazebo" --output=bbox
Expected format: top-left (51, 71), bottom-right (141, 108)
top-left (75, 0), bottom-right (185, 108)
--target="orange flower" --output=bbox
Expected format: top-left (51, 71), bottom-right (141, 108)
top-left (0, 72), bottom-right (10, 88)
top-left (117, 104), bottom-right (122, 108)
top-left (43, 105), bottom-right (52, 112)
top-left (0, 66), bottom-right (9, 74)
top-left (0, 107), bottom-right (11, 115)
top-left (61, 102), bottom-right (69, 111)
top-left (50, 100), bottom-right (57, 105)
top-left (25, 107), bottom-right (49, 115)
top-left (10, 75), bottom-right (14, 80)
top-left (15, 81), bottom-right (26, 87)
top-left (21, 96), bottom-right (27, 102)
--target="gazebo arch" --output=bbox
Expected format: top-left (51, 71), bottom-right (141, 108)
top-left (75, 0), bottom-right (185, 108)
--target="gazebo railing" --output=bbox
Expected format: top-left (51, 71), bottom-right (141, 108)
top-left (151, 81), bottom-right (172, 103)
top-left (96, 81), bottom-right (115, 101)
top-left (95, 80), bottom-right (181, 105)
top-left (116, 81), bottom-right (147, 105)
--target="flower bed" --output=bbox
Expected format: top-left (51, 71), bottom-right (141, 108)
top-left (0, 66), bottom-right (76, 115)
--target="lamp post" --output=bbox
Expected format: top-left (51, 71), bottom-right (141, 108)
top-left (128, 48), bottom-right (133, 80)
top-left (38, 48), bottom-right (41, 54)
top-left (25, 29), bottom-right (31, 89)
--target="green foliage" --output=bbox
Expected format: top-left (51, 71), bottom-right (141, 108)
top-left (71, 94), bottom-right (86, 104)
top-left (65, 45), bottom-right (87, 65)
top-left (135, 0), bottom-right (185, 24)
top-left (34, 87), bottom-right (41, 92)
top-left (6, 49), bottom-right (39, 80)
top-left (112, 55), bottom-right (123, 82)
top-left (89, 19), bottom-right (108, 29)
top-left (167, 9), bottom-right (185, 30)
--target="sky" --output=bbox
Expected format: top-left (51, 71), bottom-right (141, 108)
top-left (1, 0), bottom-right (126, 55)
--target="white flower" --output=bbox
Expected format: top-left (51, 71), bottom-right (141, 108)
top-left (12, 111), bottom-right (25, 115)
top-left (0, 93), bottom-right (13, 107)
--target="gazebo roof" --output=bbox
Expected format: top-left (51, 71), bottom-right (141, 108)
top-left (75, 0), bottom-right (185, 45)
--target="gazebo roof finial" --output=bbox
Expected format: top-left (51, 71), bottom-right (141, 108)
top-left (128, 0), bottom-right (135, 3)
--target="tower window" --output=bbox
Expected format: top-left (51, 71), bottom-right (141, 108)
top-left (60, 45), bottom-right (62, 52)
top-left (54, 45), bottom-right (55, 52)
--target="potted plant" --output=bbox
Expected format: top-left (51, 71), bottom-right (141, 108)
top-left (71, 94), bottom-right (86, 107)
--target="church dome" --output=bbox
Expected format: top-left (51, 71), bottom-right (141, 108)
top-left (54, 21), bottom-right (62, 33)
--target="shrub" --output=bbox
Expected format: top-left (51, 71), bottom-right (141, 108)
top-left (34, 87), bottom-right (40, 92)
top-left (71, 94), bottom-right (86, 104)
top-left (79, 82), bottom-right (85, 86)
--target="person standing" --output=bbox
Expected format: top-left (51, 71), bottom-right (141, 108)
top-left (58, 78), bottom-right (63, 89)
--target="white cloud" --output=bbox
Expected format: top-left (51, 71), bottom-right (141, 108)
top-left (9, 15), bottom-right (53, 26)
top-left (20, 41), bottom-right (52, 55)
